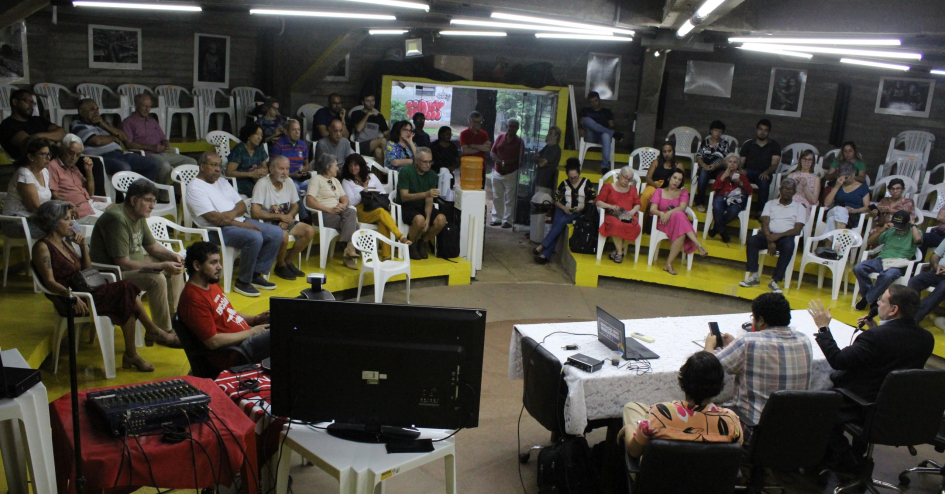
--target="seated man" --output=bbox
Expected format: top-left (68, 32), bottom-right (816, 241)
top-left (249, 156), bottom-right (315, 281)
top-left (578, 91), bottom-right (624, 175)
top-left (618, 351), bottom-right (743, 458)
top-left (0, 89), bottom-right (65, 161)
top-left (121, 93), bottom-right (197, 183)
top-left (412, 112), bottom-right (430, 148)
top-left (269, 118), bottom-right (310, 188)
top-left (89, 178), bottom-right (184, 342)
top-left (313, 93), bottom-right (348, 140)
top-left (739, 119), bottom-right (781, 207)
top-left (852, 210), bottom-right (922, 311)
top-left (706, 292), bottom-right (813, 425)
top-left (47, 133), bottom-right (112, 223)
top-left (347, 93), bottom-right (388, 163)
top-left (921, 203), bottom-right (945, 259)
top-left (397, 147), bottom-right (446, 260)
top-left (740, 178), bottom-right (807, 293)
top-left (431, 126), bottom-right (460, 174)
top-left (177, 241), bottom-right (271, 367)
top-left (315, 119), bottom-right (354, 166)
top-left (909, 237), bottom-right (945, 329)
top-left (186, 151), bottom-right (283, 298)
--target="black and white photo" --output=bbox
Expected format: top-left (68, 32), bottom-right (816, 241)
top-left (324, 54), bottom-right (350, 82)
top-left (586, 53), bottom-right (621, 100)
top-left (194, 33), bottom-right (230, 88)
top-left (88, 25), bottom-right (141, 70)
top-left (875, 76), bottom-right (935, 118)
top-left (0, 21), bottom-right (28, 84)
top-left (766, 68), bottom-right (807, 118)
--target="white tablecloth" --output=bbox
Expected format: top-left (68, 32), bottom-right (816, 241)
top-left (508, 310), bottom-right (856, 435)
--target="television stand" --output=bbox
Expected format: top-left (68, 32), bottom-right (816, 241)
top-left (326, 423), bottom-right (421, 443)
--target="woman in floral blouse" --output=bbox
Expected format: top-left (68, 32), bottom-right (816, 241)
top-left (384, 120), bottom-right (416, 170)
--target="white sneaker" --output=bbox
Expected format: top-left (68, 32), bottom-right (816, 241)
top-left (935, 317), bottom-right (945, 331)
top-left (768, 280), bottom-right (782, 293)
top-left (739, 275), bottom-right (760, 287)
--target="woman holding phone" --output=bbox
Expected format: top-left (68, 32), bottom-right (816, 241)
top-left (707, 153), bottom-right (752, 243)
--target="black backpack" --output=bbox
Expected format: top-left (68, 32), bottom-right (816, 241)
top-left (436, 198), bottom-right (461, 259)
top-left (537, 436), bottom-right (602, 494)
top-left (568, 209), bottom-right (599, 255)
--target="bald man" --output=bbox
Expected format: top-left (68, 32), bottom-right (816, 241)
top-left (314, 119), bottom-right (353, 165)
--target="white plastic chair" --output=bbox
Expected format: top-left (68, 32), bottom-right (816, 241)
top-left (86, 155), bottom-right (117, 204)
top-left (883, 131), bottom-right (934, 177)
top-left (916, 183), bottom-right (945, 219)
top-left (702, 189), bottom-right (753, 245)
top-left (721, 135), bottom-right (738, 151)
top-left (304, 206), bottom-right (342, 269)
top-left (877, 156), bottom-right (927, 187)
top-left (194, 224), bottom-right (240, 293)
top-left (745, 205), bottom-right (818, 290)
top-left (76, 83), bottom-right (125, 122)
top-left (628, 147), bottom-right (659, 180)
top-left (145, 217), bottom-right (207, 260)
top-left (117, 84), bottom-right (163, 129)
top-left (596, 170), bottom-right (643, 263)
top-left (32, 83), bottom-right (79, 128)
top-left (813, 205), bottom-right (869, 240)
top-left (154, 85), bottom-right (199, 139)
top-left (0, 84), bottom-right (19, 120)
top-left (231, 87), bottom-right (265, 127)
top-left (780, 143), bottom-right (819, 170)
top-left (111, 172), bottom-right (178, 224)
top-left (923, 163), bottom-right (945, 192)
top-left (796, 229), bottom-right (863, 300)
top-left (193, 86), bottom-right (236, 138)
top-left (170, 165), bottom-right (201, 237)
top-left (206, 130), bottom-right (240, 163)
top-left (647, 207), bottom-right (699, 271)
top-left (352, 229), bottom-right (411, 304)
top-left (851, 246), bottom-right (923, 307)
top-left (0, 213), bottom-right (39, 292)
top-left (870, 174), bottom-right (919, 201)
top-left (297, 103), bottom-right (322, 142)
top-left (576, 123), bottom-right (615, 170)
top-left (666, 126), bottom-right (701, 169)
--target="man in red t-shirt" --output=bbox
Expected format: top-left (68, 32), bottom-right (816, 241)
top-left (177, 241), bottom-right (271, 365)
top-left (459, 111), bottom-right (491, 159)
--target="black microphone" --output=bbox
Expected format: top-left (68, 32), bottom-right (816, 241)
top-left (856, 305), bottom-right (879, 333)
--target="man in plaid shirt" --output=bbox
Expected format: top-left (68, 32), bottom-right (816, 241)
top-left (704, 293), bottom-right (813, 425)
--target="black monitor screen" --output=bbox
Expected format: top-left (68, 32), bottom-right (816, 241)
top-left (270, 298), bottom-right (486, 431)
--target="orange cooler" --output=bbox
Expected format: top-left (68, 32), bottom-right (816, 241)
top-left (460, 156), bottom-right (484, 190)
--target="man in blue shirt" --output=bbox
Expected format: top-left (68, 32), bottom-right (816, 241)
top-left (578, 91), bottom-right (624, 175)
top-left (268, 118), bottom-right (311, 220)
top-left (312, 93), bottom-right (349, 140)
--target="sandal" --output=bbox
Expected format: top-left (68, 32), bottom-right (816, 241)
top-left (696, 205), bottom-right (706, 213)
top-left (609, 250), bottom-right (618, 262)
top-left (662, 265), bottom-right (677, 276)
top-left (122, 353), bottom-right (154, 372)
top-left (697, 245), bottom-right (709, 257)
top-left (145, 329), bottom-right (181, 348)
top-left (614, 252), bottom-right (624, 264)
top-left (343, 254), bottom-right (359, 270)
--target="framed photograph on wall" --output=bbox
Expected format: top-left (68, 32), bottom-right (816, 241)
top-left (875, 77), bottom-right (935, 118)
top-left (0, 21), bottom-right (29, 83)
top-left (766, 68), bottom-right (807, 117)
top-left (194, 34), bottom-right (230, 88)
top-left (88, 25), bottom-right (141, 70)
top-left (684, 61), bottom-right (734, 98)
top-left (324, 54), bottom-right (350, 82)
top-left (586, 53), bottom-right (621, 100)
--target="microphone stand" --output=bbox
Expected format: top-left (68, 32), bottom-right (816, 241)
top-left (65, 289), bottom-right (86, 494)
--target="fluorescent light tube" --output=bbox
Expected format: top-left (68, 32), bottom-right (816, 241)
top-left (729, 37), bottom-right (901, 46)
top-left (737, 45), bottom-right (813, 59)
top-left (370, 30), bottom-right (407, 34)
top-left (676, 20), bottom-right (695, 37)
top-left (250, 9), bottom-right (396, 20)
top-left (72, 1), bottom-right (201, 11)
top-left (339, 0), bottom-right (428, 11)
top-left (740, 43), bottom-right (921, 60)
top-left (535, 33), bottom-right (633, 41)
top-left (440, 31), bottom-right (507, 36)
top-left (932, 70), bottom-right (945, 76)
top-left (451, 19), bottom-right (613, 35)
top-left (490, 12), bottom-right (633, 36)
top-left (695, 0), bottom-right (726, 17)
top-left (839, 58), bottom-right (910, 71)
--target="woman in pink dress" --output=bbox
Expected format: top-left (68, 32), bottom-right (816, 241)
top-left (597, 167), bottom-right (642, 263)
top-left (649, 169), bottom-right (708, 275)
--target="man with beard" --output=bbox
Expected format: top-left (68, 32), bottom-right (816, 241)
top-left (249, 155), bottom-right (314, 281)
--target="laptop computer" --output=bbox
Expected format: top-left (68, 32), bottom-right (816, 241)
top-left (596, 307), bottom-right (659, 360)
top-left (0, 350), bottom-right (41, 399)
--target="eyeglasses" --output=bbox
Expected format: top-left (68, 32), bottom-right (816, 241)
top-left (139, 197), bottom-right (157, 205)
top-left (418, 159), bottom-right (433, 165)
top-left (801, 157), bottom-right (814, 162)
top-left (16, 98), bottom-right (35, 106)
top-left (403, 128), bottom-right (414, 134)
top-left (329, 181), bottom-right (336, 191)
top-left (36, 152), bottom-right (51, 158)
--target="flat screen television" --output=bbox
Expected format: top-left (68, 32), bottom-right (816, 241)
top-left (270, 298), bottom-right (486, 435)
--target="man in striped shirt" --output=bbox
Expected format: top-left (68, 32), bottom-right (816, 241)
top-left (704, 292), bottom-right (813, 425)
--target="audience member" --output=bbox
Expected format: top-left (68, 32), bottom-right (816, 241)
top-left (739, 119), bottom-right (781, 207)
top-left (578, 91), bottom-right (623, 174)
top-left (227, 122), bottom-right (269, 197)
top-left (824, 141), bottom-right (867, 182)
top-left (177, 241), bottom-right (271, 368)
top-left (313, 93), bottom-right (348, 140)
top-left (187, 152), bottom-right (282, 297)
top-left (596, 167), bottom-right (641, 263)
top-left (868, 178), bottom-right (914, 235)
top-left (852, 210), bottom-right (921, 311)
top-left (341, 153), bottom-right (411, 259)
top-left (534, 127), bottom-right (562, 193)
top-left (412, 112), bottom-right (430, 148)
top-left (249, 156), bottom-right (314, 281)
top-left (707, 292), bottom-right (813, 424)
top-left (822, 162), bottom-right (870, 232)
top-left (31, 200), bottom-right (177, 372)
top-left (315, 119), bottom-right (355, 170)
top-left (650, 168), bottom-right (708, 275)
top-left (740, 178), bottom-right (807, 293)
top-left (121, 94), bottom-right (197, 180)
top-left (48, 134), bottom-right (109, 223)
top-left (348, 94), bottom-right (388, 163)
top-left (534, 159), bottom-right (595, 264)
top-left (618, 351), bottom-right (743, 458)
top-left (908, 239), bottom-right (945, 328)
top-left (921, 205), bottom-right (945, 260)
top-left (71, 98), bottom-right (160, 188)
top-left (459, 111), bottom-right (491, 160)
top-left (639, 142), bottom-right (678, 214)
top-left (384, 120), bottom-right (416, 170)
top-left (707, 153), bottom-right (752, 243)
top-left (787, 149), bottom-right (820, 213)
top-left (269, 118), bottom-right (310, 186)
top-left (431, 126), bottom-right (460, 174)
top-left (2, 138), bottom-right (52, 238)
top-left (397, 147), bottom-right (447, 260)
top-left (693, 120), bottom-right (730, 212)
top-left (254, 98), bottom-right (286, 143)
top-left (306, 154), bottom-right (360, 270)
top-left (490, 119), bottom-right (524, 228)
top-left (0, 89), bottom-right (65, 161)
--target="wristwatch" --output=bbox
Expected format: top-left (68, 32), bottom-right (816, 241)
top-left (818, 326), bottom-right (830, 334)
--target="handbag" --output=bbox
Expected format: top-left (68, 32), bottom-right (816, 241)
top-left (360, 190), bottom-right (391, 212)
top-left (71, 268), bottom-right (107, 292)
top-left (814, 246), bottom-right (841, 260)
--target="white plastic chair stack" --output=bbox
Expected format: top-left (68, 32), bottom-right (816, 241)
top-left (796, 229), bottom-right (862, 300)
top-left (111, 172), bottom-right (178, 224)
top-left (629, 147), bottom-right (659, 181)
top-left (32, 83), bottom-right (79, 128)
top-left (870, 174), bottom-right (919, 202)
top-left (916, 183), bottom-right (945, 219)
top-left (702, 189), bottom-right (753, 245)
top-left (304, 207), bottom-right (342, 269)
top-left (154, 85), bottom-right (199, 139)
top-left (596, 170), bottom-right (644, 263)
top-left (922, 163), bottom-right (945, 193)
top-left (117, 84), bottom-right (164, 130)
top-left (352, 229), bottom-right (411, 304)
top-left (745, 205), bottom-right (818, 290)
top-left (231, 87), bottom-right (265, 127)
top-left (76, 83), bottom-right (126, 122)
top-left (193, 86), bottom-right (236, 138)
top-left (647, 207), bottom-right (699, 271)
top-left (296, 103), bottom-right (322, 142)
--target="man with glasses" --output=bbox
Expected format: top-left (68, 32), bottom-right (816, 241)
top-left (397, 147), bottom-right (447, 260)
top-left (90, 178), bottom-right (185, 341)
top-left (0, 89), bottom-right (65, 161)
top-left (48, 133), bottom-right (113, 223)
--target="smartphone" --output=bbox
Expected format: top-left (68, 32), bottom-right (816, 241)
top-left (709, 322), bottom-right (724, 349)
top-left (731, 173), bottom-right (740, 180)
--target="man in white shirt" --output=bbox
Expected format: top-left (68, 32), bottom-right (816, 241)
top-left (250, 155), bottom-right (315, 281)
top-left (740, 178), bottom-right (807, 293)
top-left (186, 151), bottom-right (283, 297)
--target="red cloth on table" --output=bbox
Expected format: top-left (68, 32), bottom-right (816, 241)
top-left (50, 376), bottom-right (258, 494)
top-left (215, 366), bottom-right (286, 462)
top-left (597, 183), bottom-right (642, 241)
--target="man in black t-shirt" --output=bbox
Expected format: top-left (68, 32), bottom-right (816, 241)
top-left (0, 89), bottom-right (65, 160)
top-left (430, 126), bottom-right (459, 173)
top-left (578, 91), bottom-right (624, 175)
top-left (739, 119), bottom-right (781, 207)
top-left (347, 94), bottom-right (388, 164)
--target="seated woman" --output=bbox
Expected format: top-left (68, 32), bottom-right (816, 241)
top-left (869, 177), bottom-right (915, 235)
top-left (824, 141), bottom-right (867, 183)
top-left (693, 120), bottom-right (730, 213)
top-left (639, 142), bottom-right (678, 215)
top-left (227, 122), bottom-right (270, 196)
top-left (255, 98), bottom-right (286, 144)
top-left (534, 158), bottom-right (595, 264)
top-left (787, 149), bottom-right (820, 213)
top-left (340, 153), bottom-right (411, 260)
top-left (384, 120), bottom-right (416, 170)
top-left (650, 168), bottom-right (708, 275)
top-left (306, 154), bottom-right (360, 270)
top-left (596, 166), bottom-right (641, 263)
top-left (2, 138), bottom-right (52, 239)
top-left (707, 153), bottom-right (752, 244)
top-left (618, 351), bottom-right (743, 458)
top-left (30, 201), bottom-right (179, 372)
top-left (822, 162), bottom-right (870, 232)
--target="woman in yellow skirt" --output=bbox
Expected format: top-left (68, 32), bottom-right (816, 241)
top-left (340, 154), bottom-right (411, 259)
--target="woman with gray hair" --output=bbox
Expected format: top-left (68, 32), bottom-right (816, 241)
top-left (707, 153), bottom-right (752, 243)
top-left (305, 154), bottom-right (360, 269)
top-left (596, 166), bottom-right (641, 263)
top-left (30, 200), bottom-right (178, 372)
top-left (822, 161), bottom-right (870, 232)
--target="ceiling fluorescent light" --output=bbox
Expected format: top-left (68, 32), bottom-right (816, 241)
top-left (729, 37), bottom-right (901, 46)
top-left (839, 58), bottom-right (910, 71)
top-left (490, 12), bottom-right (633, 36)
top-left (440, 31), bottom-right (507, 36)
top-left (451, 19), bottom-right (613, 35)
top-left (370, 29), bottom-right (407, 34)
top-left (340, 0), bottom-right (428, 11)
top-left (695, 0), bottom-right (727, 18)
top-left (737, 45), bottom-right (812, 59)
top-left (250, 9), bottom-right (396, 20)
top-left (676, 20), bottom-right (695, 38)
top-left (740, 43), bottom-right (921, 60)
top-left (932, 70), bottom-right (945, 76)
top-left (72, 1), bottom-right (201, 11)
top-left (535, 33), bottom-right (633, 41)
